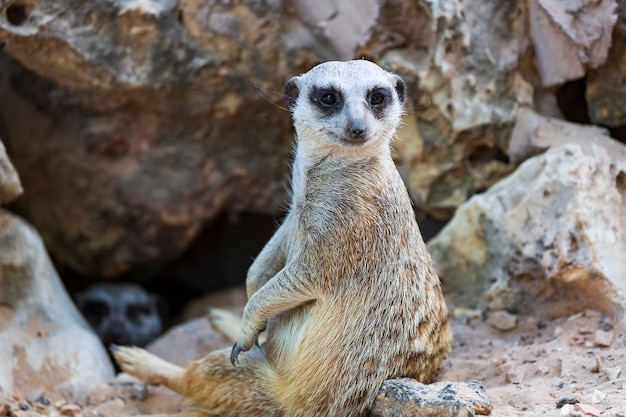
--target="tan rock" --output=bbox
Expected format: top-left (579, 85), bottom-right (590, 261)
top-left (370, 379), bottom-right (492, 416)
top-left (429, 113), bottom-right (626, 323)
top-left (487, 310), bottom-right (518, 332)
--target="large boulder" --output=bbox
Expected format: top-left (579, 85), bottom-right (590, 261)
top-left (0, 0), bottom-right (319, 277)
top-left (429, 112), bottom-right (626, 322)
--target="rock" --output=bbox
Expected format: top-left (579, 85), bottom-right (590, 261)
top-left (0, 139), bottom-right (22, 203)
top-left (605, 366), bottom-right (622, 381)
top-left (487, 310), bottom-right (518, 332)
top-left (587, 2), bottom-right (626, 127)
top-left (370, 379), bottom-right (492, 417)
top-left (576, 403), bottom-right (601, 417)
top-left (0, 209), bottom-right (114, 401)
top-left (505, 368), bottom-right (525, 384)
top-left (594, 330), bottom-right (614, 347)
top-left (146, 316), bottom-right (232, 367)
top-left (58, 404), bottom-right (82, 417)
top-left (360, 0), bottom-right (531, 220)
top-left (0, 0), bottom-right (320, 278)
top-left (429, 112), bottom-right (626, 323)
top-left (528, 0), bottom-right (617, 87)
top-left (90, 398), bottom-right (125, 417)
top-left (590, 389), bottom-right (607, 404)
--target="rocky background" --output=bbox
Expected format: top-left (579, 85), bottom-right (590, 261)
top-left (0, 0), bottom-right (625, 416)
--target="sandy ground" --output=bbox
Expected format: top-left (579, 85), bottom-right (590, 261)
top-left (2, 293), bottom-right (625, 417)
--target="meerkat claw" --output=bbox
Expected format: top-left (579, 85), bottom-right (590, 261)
top-left (230, 343), bottom-right (242, 367)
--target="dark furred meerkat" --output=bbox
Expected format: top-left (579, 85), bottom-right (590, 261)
top-left (112, 60), bottom-right (452, 417)
top-left (75, 282), bottom-right (163, 347)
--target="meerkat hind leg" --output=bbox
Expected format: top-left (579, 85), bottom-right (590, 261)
top-left (110, 345), bottom-right (185, 393)
top-left (206, 307), bottom-right (241, 343)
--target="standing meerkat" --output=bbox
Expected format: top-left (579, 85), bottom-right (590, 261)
top-left (112, 60), bottom-right (452, 417)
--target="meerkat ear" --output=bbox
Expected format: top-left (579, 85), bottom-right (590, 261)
top-left (283, 76), bottom-right (301, 111)
top-left (391, 74), bottom-right (406, 106)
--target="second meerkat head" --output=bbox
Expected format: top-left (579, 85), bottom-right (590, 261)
top-left (283, 60), bottom-right (406, 150)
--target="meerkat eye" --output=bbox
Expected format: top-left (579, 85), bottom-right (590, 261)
top-left (320, 93), bottom-right (337, 106)
top-left (370, 93), bottom-right (385, 106)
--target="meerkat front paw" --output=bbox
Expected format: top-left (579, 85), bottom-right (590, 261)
top-left (230, 334), bottom-right (257, 366)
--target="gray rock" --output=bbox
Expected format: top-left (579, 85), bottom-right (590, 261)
top-left (528, 0), bottom-right (617, 88)
top-left (371, 379), bottom-right (492, 417)
top-left (0, 209), bottom-right (114, 401)
top-left (487, 310), bottom-right (518, 332)
top-left (429, 112), bottom-right (626, 323)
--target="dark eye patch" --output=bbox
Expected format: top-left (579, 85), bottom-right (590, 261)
top-left (310, 87), bottom-right (343, 115)
top-left (368, 87), bottom-right (392, 118)
top-left (126, 303), bottom-right (151, 322)
top-left (82, 300), bottom-right (109, 325)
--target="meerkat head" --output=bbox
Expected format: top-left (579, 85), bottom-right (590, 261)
top-left (283, 60), bottom-right (406, 152)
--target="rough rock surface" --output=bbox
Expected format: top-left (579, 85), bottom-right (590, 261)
top-left (371, 379), bottom-right (492, 417)
top-left (0, 0), bottom-right (318, 277)
top-left (429, 113), bottom-right (626, 322)
top-left (528, 0), bottom-right (617, 88)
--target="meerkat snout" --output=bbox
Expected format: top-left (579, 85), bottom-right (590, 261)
top-left (284, 60), bottom-right (406, 148)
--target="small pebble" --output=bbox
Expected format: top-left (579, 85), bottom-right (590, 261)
top-left (556, 397), bottom-right (579, 408)
top-left (17, 403), bottom-right (28, 411)
top-left (59, 404), bottom-right (82, 417)
top-left (575, 403), bottom-right (601, 416)
top-left (590, 389), bottom-right (606, 404)
top-left (506, 368), bottom-right (524, 384)
top-left (0, 403), bottom-right (9, 416)
top-left (594, 330), bottom-right (614, 347)
top-left (92, 398), bottom-right (125, 417)
top-left (487, 310), bottom-right (518, 332)
top-left (586, 356), bottom-right (601, 373)
top-left (24, 390), bottom-right (44, 404)
top-left (537, 364), bottom-right (550, 375)
top-left (605, 366), bottom-right (621, 381)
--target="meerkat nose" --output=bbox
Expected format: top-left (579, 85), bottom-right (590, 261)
top-left (347, 121), bottom-right (367, 140)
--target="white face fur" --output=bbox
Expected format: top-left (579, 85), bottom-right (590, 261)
top-left (283, 60), bottom-right (406, 154)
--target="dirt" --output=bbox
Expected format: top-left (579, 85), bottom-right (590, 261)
top-left (1, 298), bottom-right (625, 417)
